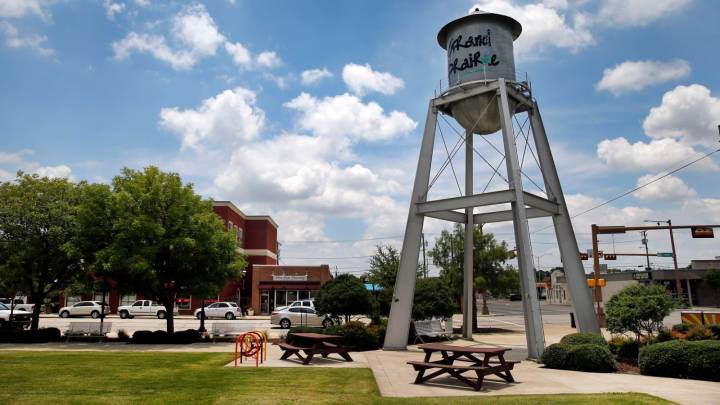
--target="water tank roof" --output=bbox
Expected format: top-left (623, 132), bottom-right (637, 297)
top-left (437, 10), bottom-right (522, 49)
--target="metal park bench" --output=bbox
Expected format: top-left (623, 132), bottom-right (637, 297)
top-left (414, 318), bottom-right (453, 344)
top-left (211, 323), bottom-right (265, 341)
top-left (66, 322), bottom-right (112, 336)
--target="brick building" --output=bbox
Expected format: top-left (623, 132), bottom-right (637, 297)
top-left (251, 265), bottom-right (333, 315)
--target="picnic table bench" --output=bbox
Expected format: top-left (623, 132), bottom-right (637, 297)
top-left (408, 343), bottom-right (519, 391)
top-left (279, 332), bottom-right (353, 365)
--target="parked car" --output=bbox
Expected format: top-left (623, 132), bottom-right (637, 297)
top-left (193, 302), bottom-right (241, 320)
top-left (509, 293), bottom-right (522, 301)
top-left (275, 299), bottom-right (314, 312)
top-left (0, 298), bottom-right (34, 313)
top-left (117, 300), bottom-right (173, 319)
top-left (58, 301), bottom-right (108, 319)
top-left (0, 302), bottom-right (31, 329)
top-left (270, 306), bottom-right (334, 329)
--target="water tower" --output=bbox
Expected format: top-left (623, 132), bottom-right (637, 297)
top-left (383, 9), bottom-right (600, 358)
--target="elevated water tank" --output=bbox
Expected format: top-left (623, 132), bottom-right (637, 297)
top-left (437, 9), bottom-right (522, 135)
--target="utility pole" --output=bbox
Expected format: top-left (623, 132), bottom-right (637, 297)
top-left (590, 224), bottom-right (606, 326)
top-left (646, 220), bottom-right (683, 299)
top-left (641, 231), bottom-right (651, 270)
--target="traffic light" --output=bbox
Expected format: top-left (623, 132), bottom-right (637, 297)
top-left (691, 227), bottom-right (714, 238)
top-left (579, 252), bottom-right (589, 260)
top-left (604, 254), bottom-right (617, 260)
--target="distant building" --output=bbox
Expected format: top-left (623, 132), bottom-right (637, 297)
top-left (548, 260), bottom-right (720, 307)
top-left (251, 265), bottom-right (333, 315)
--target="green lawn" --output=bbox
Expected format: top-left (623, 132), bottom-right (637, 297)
top-left (0, 351), bottom-right (671, 404)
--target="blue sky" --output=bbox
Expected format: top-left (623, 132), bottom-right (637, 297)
top-left (2, 0), bottom-right (720, 275)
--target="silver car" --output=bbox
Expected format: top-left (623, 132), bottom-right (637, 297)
top-left (270, 306), bottom-right (334, 329)
top-left (193, 302), bottom-right (241, 320)
top-left (58, 301), bottom-right (108, 319)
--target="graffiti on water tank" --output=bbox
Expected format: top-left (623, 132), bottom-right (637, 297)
top-left (447, 30), bottom-right (500, 79)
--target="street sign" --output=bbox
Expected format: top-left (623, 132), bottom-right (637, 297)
top-left (657, 252), bottom-right (674, 257)
top-left (691, 227), bottom-right (714, 238)
top-left (633, 272), bottom-right (651, 280)
top-left (604, 254), bottom-right (617, 260)
top-left (580, 252), bottom-right (589, 260)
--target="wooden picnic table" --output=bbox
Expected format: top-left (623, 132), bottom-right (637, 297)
top-left (408, 343), bottom-right (518, 391)
top-left (279, 332), bottom-right (353, 365)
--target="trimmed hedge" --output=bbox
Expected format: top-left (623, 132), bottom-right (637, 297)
top-left (639, 340), bottom-right (720, 381)
top-left (130, 329), bottom-right (202, 344)
top-left (609, 336), bottom-right (640, 361)
top-left (541, 342), bottom-right (616, 372)
top-left (672, 323), bottom-right (690, 333)
top-left (560, 332), bottom-right (608, 347)
top-left (0, 328), bottom-right (62, 343)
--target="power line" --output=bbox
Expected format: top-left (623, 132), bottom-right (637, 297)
top-left (532, 147), bottom-right (720, 234)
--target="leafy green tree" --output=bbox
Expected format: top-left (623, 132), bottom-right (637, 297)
top-left (315, 273), bottom-right (372, 323)
top-left (92, 167), bottom-right (246, 333)
top-left (412, 277), bottom-right (456, 320)
top-left (0, 173), bottom-right (85, 331)
top-left (704, 269), bottom-right (720, 307)
top-left (366, 245), bottom-right (401, 289)
top-left (428, 224), bottom-right (515, 327)
top-left (605, 284), bottom-right (677, 340)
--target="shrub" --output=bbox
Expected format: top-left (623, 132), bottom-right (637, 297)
top-left (541, 343), bottom-right (571, 369)
top-left (709, 325), bottom-right (720, 339)
top-left (315, 274), bottom-right (372, 323)
top-left (672, 323), bottom-right (690, 333)
top-left (560, 333), bottom-right (607, 347)
top-left (0, 328), bottom-right (62, 343)
top-left (412, 278), bottom-right (456, 320)
top-left (366, 324), bottom-right (386, 346)
top-left (652, 328), bottom-right (674, 344)
top-left (173, 329), bottom-right (201, 344)
top-left (605, 284), bottom-right (676, 338)
top-left (329, 321), bottom-right (379, 351)
top-left (687, 342), bottom-right (720, 381)
top-left (130, 330), bottom-right (154, 344)
top-left (567, 344), bottom-right (616, 372)
top-left (117, 329), bottom-right (130, 342)
top-left (130, 329), bottom-right (199, 344)
top-left (685, 325), bottom-right (715, 341)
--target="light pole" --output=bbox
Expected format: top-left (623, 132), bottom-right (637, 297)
top-left (198, 298), bottom-right (206, 333)
top-left (645, 220), bottom-right (683, 300)
top-left (640, 231), bottom-right (651, 270)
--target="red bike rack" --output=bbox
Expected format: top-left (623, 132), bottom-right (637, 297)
top-left (234, 331), bottom-right (267, 367)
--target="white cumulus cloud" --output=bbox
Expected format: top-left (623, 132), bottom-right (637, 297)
top-left (596, 59), bottom-right (690, 95)
top-left (643, 84), bottom-right (720, 147)
top-left (301, 68), bottom-right (333, 85)
top-left (596, 137), bottom-right (719, 172)
top-left (342, 63), bottom-right (404, 96)
top-left (256, 51), bottom-right (282, 69)
top-left (159, 87), bottom-right (265, 150)
top-left (112, 3), bottom-right (224, 70)
top-left (0, 150), bottom-right (72, 181)
top-left (224, 41), bottom-right (251, 68)
top-left (0, 0), bottom-right (48, 20)
top-left (633, 173), bottom-right (696, 201)
top-left (103, 0), bottom-right (126, 20)
top-left (470, 1), bottom-right (594, 57)
top-left (284, 92), bottom-right (417, 142)
top-left (596, 0), bottom-right (692, 27)
top-left (0, 21), bottom-right (54, 57)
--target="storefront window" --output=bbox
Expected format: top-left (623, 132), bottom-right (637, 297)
top-left (275, 290), bottom-right (286, 308)
top-left (287, 290), bottom-right (297, 304)
top-left (260, 290), bottom-right (269, 314)
top-left (120, 294), bottom-right (136, 306)
top-left (176, 297), bottom-right (191, 310)
top-left (299, 290), bottom-right (310, 300)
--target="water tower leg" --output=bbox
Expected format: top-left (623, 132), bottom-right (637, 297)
top-left (463, 129), bottom-right (474, 340)
top-left (528, 102), bottom-right (600, 334)
top-left (384, 102), bottom-right (438, 350)
top-left (497, 80), bottom-right (546, 359)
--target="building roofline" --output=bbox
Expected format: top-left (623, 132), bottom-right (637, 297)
top-left (212, 201), bottom-right (279, 229)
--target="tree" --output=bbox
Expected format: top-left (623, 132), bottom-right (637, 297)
top-left (366, 245), bottom-right (401, 289)
top-left (0, 173), bottom-right (85, 331)
top-left (428, 224), bottom-right (515, 326)
top-left (94, 167), bottom-right (246, 333)
top-left (412, 278), bottom-right (455, 320)
top-left (704, 269), bottom-right (720, 307)
top-left (315, 273), bottom-right (372, 323)
top-left (605, 284), bottom-right (677, 340)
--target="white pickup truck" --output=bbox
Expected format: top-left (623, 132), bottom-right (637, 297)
top-left (0, 302), bottom-right (31, 329)
top-left (117, 300), bottom-right (174, 319)
top-left (0, 298), bottom-right (34, 313)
